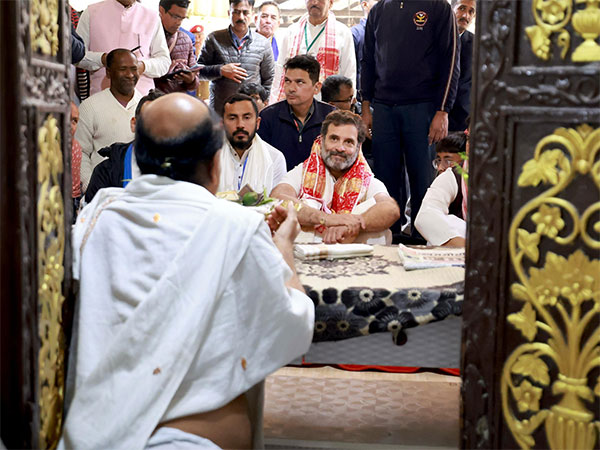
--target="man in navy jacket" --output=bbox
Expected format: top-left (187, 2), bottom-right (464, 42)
top-left (448, 0), bottom-right (475, 132)
top-left (258, 55), bottom-right (335, 170)
top-left (361, 0), bottom-right (460, 238)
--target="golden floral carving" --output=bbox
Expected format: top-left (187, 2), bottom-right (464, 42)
top-left (531, 204), bottom-right (565, 238)
top-left (37, 115), bottom-right (66, 449)
top-left (527, 0), bottom-right (572, 60)
top-left (508, 303), bottom-right (538, 341)
top-left (512, 354), bottom-right (551, 385)
top-left (526, 0), bottom-right (600, 61)
top-left (518, 149), bottom-right (568, 187)
top-left (541, 0), bottom-right (572, 23)
top-left (30, 0), bottom-right (60, 56)
top-left (502, 124), bottom-right (600, 449)
top-left (517, 229), bottom-right (541, 262)
top-left (529, 251), bottom-right (599, 306)
top-left (572, 0), bottom-right (600, 61)
top-left (513, 379), bottom-right (544, 413)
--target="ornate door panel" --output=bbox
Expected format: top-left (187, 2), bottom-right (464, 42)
top-left (1, 0), bottom-right (72, 448)
top-left (462, 1), bottom-right (600, 449)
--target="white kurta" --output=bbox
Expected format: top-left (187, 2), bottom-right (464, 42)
top-left (61, 175), bottom-right (314, 450)
top-left (270, 18), bottom-right (356, 104)
top-left (281, 162), bottom-right (388, 210)
top-left (279, 163), bottom-right (391, 244)
top-left (218, 135), bottom-right (287, 194)
top-left (75, 88), bottom-right (142, 192)
top-left (415, 168), bottom-right (466, 246)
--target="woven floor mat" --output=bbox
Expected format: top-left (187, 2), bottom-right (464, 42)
top-left (264, 366), bottom-right (461, 448)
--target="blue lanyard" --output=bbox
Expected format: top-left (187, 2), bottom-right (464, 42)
top-left (122, 143), bottom-right (133, 188)
top-left (237, 156), bottom-right (249, 190)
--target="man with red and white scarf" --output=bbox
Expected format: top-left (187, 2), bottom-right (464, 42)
top-left (271, 110), bottom-right (399, 244)
top-left (270, 0), bottom-right (356, 104)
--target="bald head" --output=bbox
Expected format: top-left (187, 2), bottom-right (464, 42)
top-left (141, 93), bottom-right (209, 140)
top-left (134, 93), bottom-right (224, 187)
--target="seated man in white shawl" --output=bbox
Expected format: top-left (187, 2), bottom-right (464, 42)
top-left (218, 93), bottom-right (286, 195)
top-left (415, 131), bottom-right (469, 247)
top-left (271, 109), bottom-right (400, 244)
top-left (60, 93), bottom-right (314, 450)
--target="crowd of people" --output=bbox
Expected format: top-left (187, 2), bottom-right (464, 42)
top-left (63, 0), bottom-right (476, 447)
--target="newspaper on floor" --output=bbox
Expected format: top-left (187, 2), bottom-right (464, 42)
top-left (294, 243), bottom-right (374, 260)
top-left (398, 244), bottom-right (465, 270)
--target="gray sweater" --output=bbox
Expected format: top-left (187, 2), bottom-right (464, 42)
top-left (198, 28), bottom-right (274, 116)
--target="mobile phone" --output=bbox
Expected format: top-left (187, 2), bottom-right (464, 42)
top-left (166, 65), bottom-right (202, 79)
top-left (165, 69), bottom-right (190, 79)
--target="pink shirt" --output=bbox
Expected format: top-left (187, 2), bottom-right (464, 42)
top-left (87, 0), bottom-right (160, 95)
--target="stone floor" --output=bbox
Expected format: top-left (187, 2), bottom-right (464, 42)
top-left (264, 366), bottom-right (461, 450)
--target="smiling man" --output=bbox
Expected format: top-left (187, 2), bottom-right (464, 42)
top-left (269, 0), bottom-right (356, 103)
top-left (75, 48), bottom-right (143, 192)
top-left (449, 0), bottom-right (476, 132)
top-left (258, 55), bottom-right (335, 170)
top-left (271, 109), bottom-right (399, 244)
top-left (197, 0), bottom-right (274, 116)
top-left (218, 93), bottom-right (286, 194)
top-left (75, 0), bottom-right (170, 96)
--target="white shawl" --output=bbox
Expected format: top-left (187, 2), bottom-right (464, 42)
top-left (60, 175), bottom-right (314, 450)
top-left (218, 135), bottom-right (275, 194)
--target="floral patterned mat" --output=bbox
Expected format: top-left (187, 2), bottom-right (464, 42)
top-left (296, 246), bottom-right (465, 345)
top-left (304, 282), bottom-right (463, 345)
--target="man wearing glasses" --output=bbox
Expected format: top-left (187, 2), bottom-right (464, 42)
top-left (432, 132), bottom-right (466, 175)
top-left (197, 0), bottom-right (274, 116)
top-left (415, 131), bottom-right (468, 247)
top-left (155, 0), bottom-right (200, 94)
top-left (321, 75), bottom-right (357, 113)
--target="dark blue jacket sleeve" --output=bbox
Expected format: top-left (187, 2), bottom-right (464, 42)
top-left (359, 6), bottom-right (377, 103)
top-left (257, 107), bottom-right (273, 144)
top-left (448, 31), bottom-right (473, 131)
top-left (71, 24), bottom-right (86, 64)
top-left (435, 3), bottom-right (460, 113)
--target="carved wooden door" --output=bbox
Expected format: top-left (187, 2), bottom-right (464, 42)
top-left (462, 0), bottom-right (600, 448)
top-left (1, 0), bottom-right (73, 448)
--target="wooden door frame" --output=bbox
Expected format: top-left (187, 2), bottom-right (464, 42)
top-left (1, 0), bottom-right (73, 448)
top-left (461, 1), bottom-right (600, 448)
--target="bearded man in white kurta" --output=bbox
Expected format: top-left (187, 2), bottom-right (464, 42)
top-left (218, 93), bottom-right (286, 195)
top-left (60, 94), bottom-right (314, 450)
top-left (271, 109), bottom-right (399, 245)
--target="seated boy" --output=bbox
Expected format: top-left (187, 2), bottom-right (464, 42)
top-left (414, 131), bottom-right (468, 247)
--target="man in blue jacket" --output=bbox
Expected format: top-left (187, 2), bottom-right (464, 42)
top-left (361, 0), bottom-right (460, 239)
top-left (448, 0), bottom-right (475, 132)
top-left (258, 55), bottom-right (335, 170)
